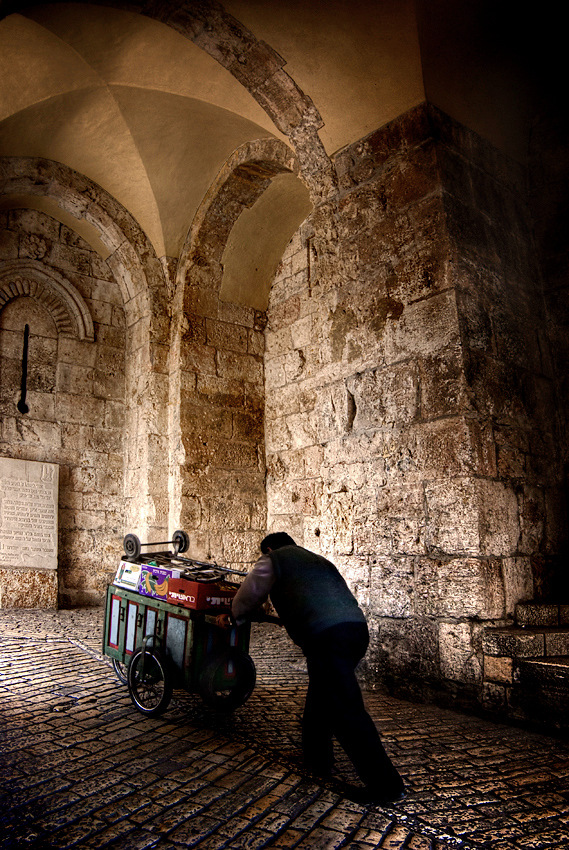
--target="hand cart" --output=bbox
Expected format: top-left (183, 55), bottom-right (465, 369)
top-left (102, 531), bottom-right (258, 717)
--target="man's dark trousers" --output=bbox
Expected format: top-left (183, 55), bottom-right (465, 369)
top-left (301, 621), bottom-right (403, 794)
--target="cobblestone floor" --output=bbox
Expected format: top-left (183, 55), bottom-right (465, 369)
top-left (2, 609), bottom-right (569, 849)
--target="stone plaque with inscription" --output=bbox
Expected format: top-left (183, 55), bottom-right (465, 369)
top-left (0, 457), bottom-right (58, 570)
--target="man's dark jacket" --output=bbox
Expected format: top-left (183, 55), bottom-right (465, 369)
top-left (268, 545), bottom-right (366, 648)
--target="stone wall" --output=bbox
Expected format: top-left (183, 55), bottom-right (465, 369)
top-left (264, 104), bottom-right (561, 708)
top-left (529, 110), bottom-right (569, 599)
top-left (0, 207), bottom-right (126, 606)
top-left (170, 143), bottom-right (299, 572)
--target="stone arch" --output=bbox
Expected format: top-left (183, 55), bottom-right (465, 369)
top-left (0, 157), bottom-right (167, 326)
top-left (0, 157), bottom-right (172, 549)
top-left (178, 138), bottom-right (308, 297)
top-left (0, 260), bottom-right (95, 341)
top-left (168, 139), bottom-right (308, 565)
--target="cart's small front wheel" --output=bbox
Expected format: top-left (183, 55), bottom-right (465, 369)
top-left (112, 658), bottom-right (128, 685)
top-left (198, 647), bottom-right (256, 712)
top-left (127, 648), bottom-right (173, 717)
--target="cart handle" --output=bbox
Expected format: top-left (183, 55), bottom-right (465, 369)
top-left (173, 556), bottom-right (248, 576)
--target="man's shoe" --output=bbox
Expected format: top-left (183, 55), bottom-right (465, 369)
top-left (304, 760), bottom-right (334, 780)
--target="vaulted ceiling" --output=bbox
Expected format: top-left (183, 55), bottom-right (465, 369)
top-left (0, 1), bottom-right (540, 305)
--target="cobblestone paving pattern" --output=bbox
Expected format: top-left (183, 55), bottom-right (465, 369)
top-left (1, 609), bottom-right (569, 849)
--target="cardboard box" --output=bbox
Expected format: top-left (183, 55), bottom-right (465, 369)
top-left (138, 565), bottom-right (181, 600)
top-left (114, 560), bottom-right (143, 592)
top-left (167, 577), bottom-right (237, 611)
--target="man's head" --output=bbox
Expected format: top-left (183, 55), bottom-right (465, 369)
top-left (261, 532), bottom-right (296, 554)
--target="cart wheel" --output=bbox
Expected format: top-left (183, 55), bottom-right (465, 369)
top-left (127, 648), bottom-right (173, 717)
top-left (172, 529), bottom-right (189, 554)
top-left (198, 647), bottom-right (256, 712)
top-left (112, 658), bottom-right (128, 685)
top-left (123, 533), bottom-right (141, 559)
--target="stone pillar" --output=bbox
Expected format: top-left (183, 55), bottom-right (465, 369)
top-left (264, 104), bottom-right (557, 711)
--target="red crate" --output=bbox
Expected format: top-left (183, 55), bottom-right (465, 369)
top-left (167, 577), bottom-right (237, 611)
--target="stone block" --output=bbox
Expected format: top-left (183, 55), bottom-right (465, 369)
top-left (56, 392), bottom-right (105, 426)
top-left (0, 567), bottom-right (57, 608)
top-left (545, 632), bottom-right (569, 656)
top-left (484, 655), bottom-right (513, 684)
top-left (417, 352), bottom-right (471, 419)
top-left (482, 628), bottom-right (545, 658)
top-left (319, 491), bottom-right (353, 555)
top-left (369, 556), bottom-right (414, 617)
top-left (217, 300), bottom-right (255, 329)
top-left (216, 350), bottom-right (263, 385)
top-left (515, 602), bottom-right (559, 627)
top-left (181, 342), bottom-right (216, 375)
top-left (371, 614), bottom-right (440, 682)
top-left (354, 483), bottom-right (425, 556)
top-left (439, 621), bottom-right (483, 683)
top-left (87, 297), bottom-right (112, 325)
top-left (283, 349), bottom-right (306, 382)
top-left (347, 363), bottom-right (419, 431)
top-left (415, 556), bottom-right (505, 619)
top-left (56, 363), bottom-right (94, 396)
top-left (325, 461), bottom-right (368, 497)
top-left (481, 681), bottom-right (508, 712)
top-left (268, 294), bottom-right (301, 330)
top-left (516, 486), bottom-right (546, 556)
top-left (383, 290), bottom-right (461, 364)
top-left (424, 477), bottom-right (519, 557)
top-left (424, 479), bottom-right (480, 555)
top-left (104, 400), bottom-right (126, 430)
top-left (196, 374), bottom-right (245, 407)
top-left (501, 557), bottom-right (534, 618)
top-left (353, 517), bottom-right (391, 557)
top-left (248, 328), bottom-right (264, 357)
top-left (23, 391), bottom-right (56, 422)
top-left (264, 355), bottom-right (287, 390)
top-left (333, 554), bottom-right (370, 608)
top-left (222, 531), bottom-right (262, 564)
top-left (313, 383), bottom-right (356, 443)
top-left (206, 318), bottom-right (248, 354)
top-left (284, 411), bottom-right (316, 450)
top-left (211, 440), bottom-right (259, 471)
top-left (91, 276), bottom-right (122, 303)
top-left (180, 401), bottom-right (232, 439)
top-left (290, 314), bottom-right (313, 350)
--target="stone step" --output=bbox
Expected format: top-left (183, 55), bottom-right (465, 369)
top-left (483, 625), bottom-right (569, 659)
top-left (512, 656), bottom-right (569, 731)
top-left (515, 602), bottom-right (569, 628)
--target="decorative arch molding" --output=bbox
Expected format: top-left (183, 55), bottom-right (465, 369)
top-left (0, 157), bottom-right (168, 328)
top-left (0, 260), bottom-right (95, 341)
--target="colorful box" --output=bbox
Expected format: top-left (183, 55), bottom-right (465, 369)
top-left (138, 565), bottom-right (181, 600)
top-left (167, 577), bottom-right (237, 611)
top-left (113, 560), bottom-right (143, 591)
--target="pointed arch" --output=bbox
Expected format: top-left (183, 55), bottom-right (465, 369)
top-left (0, 0), bottom-right (337, 202)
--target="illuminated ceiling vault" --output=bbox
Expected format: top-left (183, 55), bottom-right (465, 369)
top-left (0, 1), bottom-right (538, 309)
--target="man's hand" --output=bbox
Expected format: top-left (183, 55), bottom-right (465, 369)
top-left (215, 613), bottom-right (232, 629)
